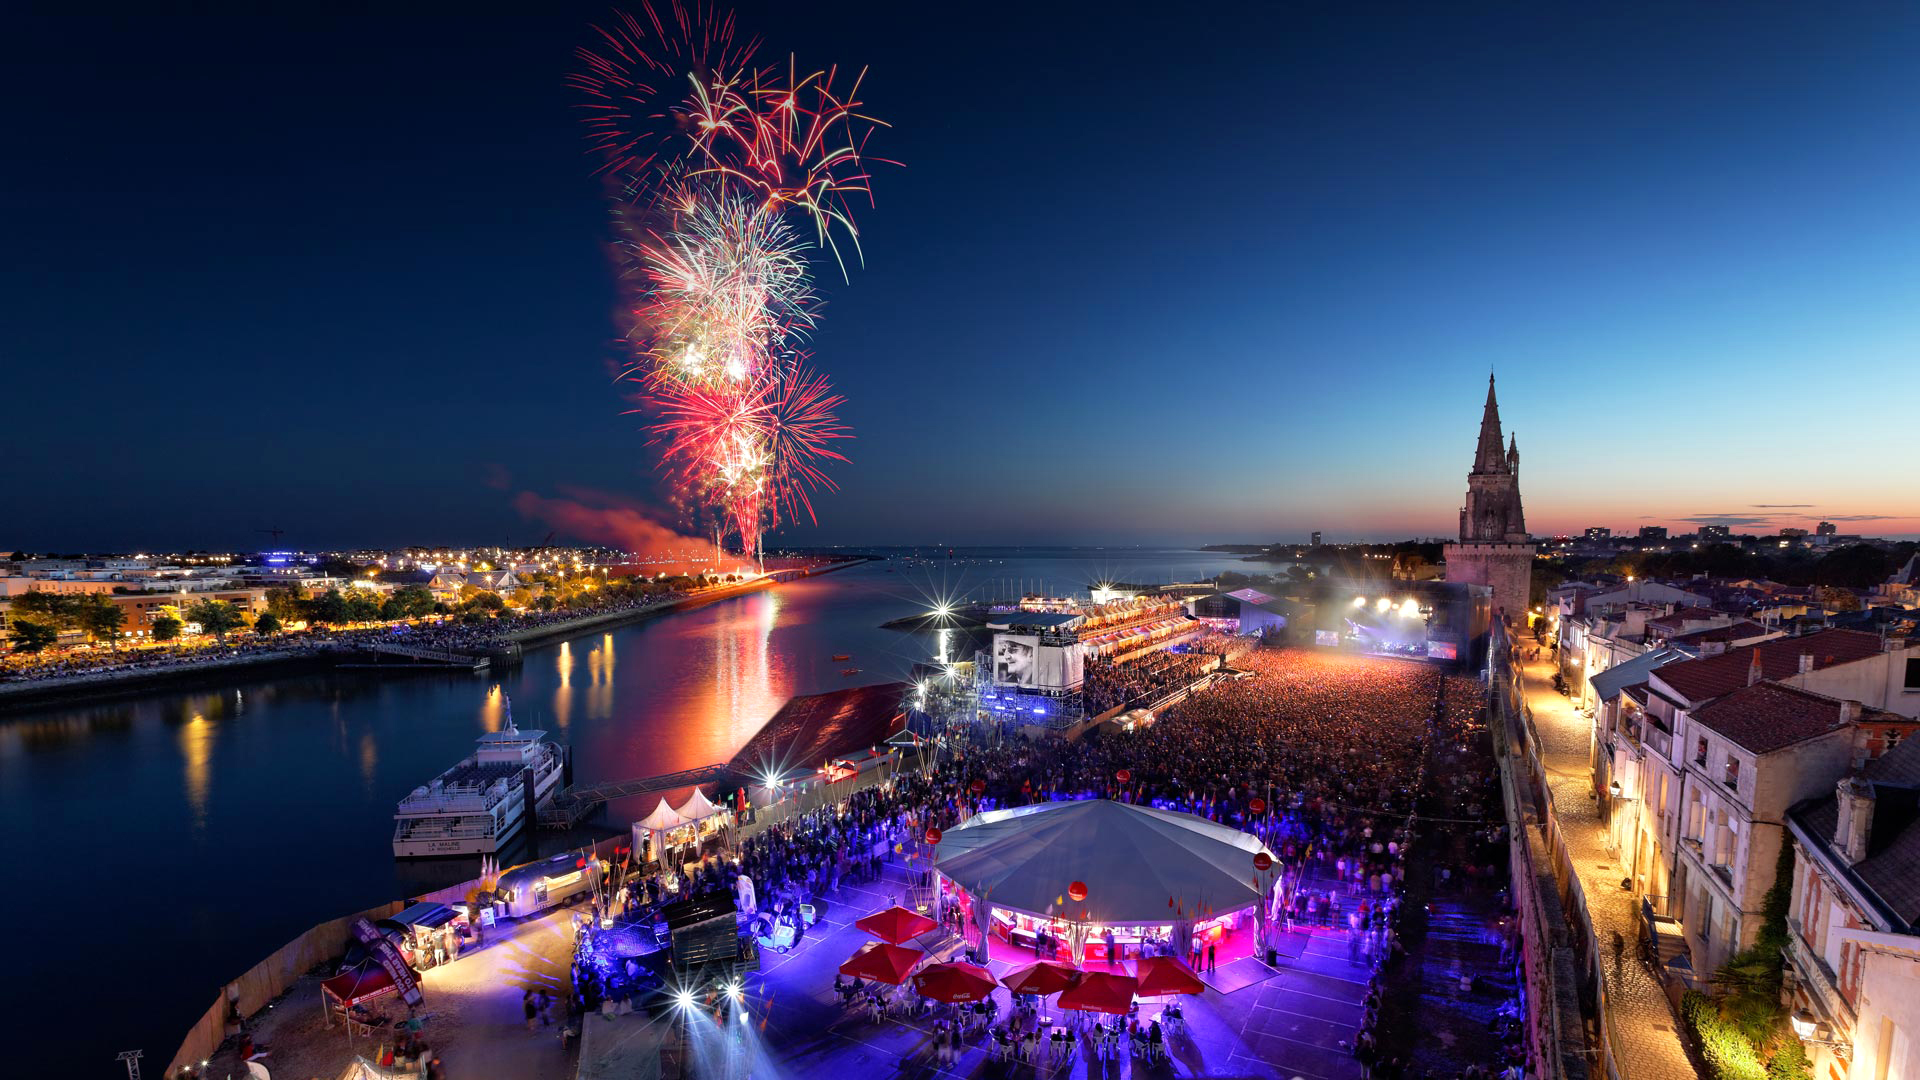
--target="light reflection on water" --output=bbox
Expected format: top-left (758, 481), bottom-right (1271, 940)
top-left (0, 550), bottom-right (1247, 1076)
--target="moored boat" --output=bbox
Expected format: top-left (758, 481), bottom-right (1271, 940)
top-left (392, 697), bottom-right (565, 858)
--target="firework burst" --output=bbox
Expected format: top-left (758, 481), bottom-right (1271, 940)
top-left (578, 2), bottom-right (886, 560)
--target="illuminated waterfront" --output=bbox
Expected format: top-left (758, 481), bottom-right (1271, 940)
top-left (0, 549), bottom-right (1244, 1072)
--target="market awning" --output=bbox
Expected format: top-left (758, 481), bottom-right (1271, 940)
top-left (911, 962), bottom-right (998, 1003)
top-left (388, 902), bottom-right (457, 929)
top-left (839, 941), bottom-right (922, 985)
top-left (855, 905), bottom-right (937, 945)
top-left (322, 966), bottom-right (397, 1009)
top-left (1001, 960), bottom-right (1081, 997)
top-left (1133, 956), bottom-right (1204, 997)
top-left (1057, 971), bottom-right (1138, 1015)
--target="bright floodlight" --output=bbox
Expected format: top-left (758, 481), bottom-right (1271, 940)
top-left (1352, 596), bottom-right (1366, 607)
top-left (933, 604), bottom-right (953, 618)
top-left (674, 988), bottom-right (696, 1009)
top-left (1375, 597), bottom-right (1392, 613)
top-left (1400, 598), bottom-right (1420, 616)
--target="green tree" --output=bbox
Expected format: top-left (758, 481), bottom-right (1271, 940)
top-left (265, 587), bottom-right (306, 622)
top-left (151, 615), bottom-right (183, 642)
top-left (533, 594), bottom-right (556, 612)
top-left (77, 595), bottom-right (126, 646)
top-left (184, 598), bottom-right (245, 640)
top-left (343, 590), bottom-right (383, 622)
top-left (8, 618), bottom-right (60, 653)
top-left (11, 591), bottom-right (83, 628)
top-left (307, 587), bottom-right (349, 625)
top-left (390, 585), bottom-right (435, 619)
top-left (253, 611), bottom-right (283, 636)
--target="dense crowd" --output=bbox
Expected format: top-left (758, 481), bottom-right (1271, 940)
top-left (1079, 649), bottom-right (1216, 713)
top-left (700, 647), bottom-right (1521, 1079)
top-left (0, 587), bottom-right (693, 684)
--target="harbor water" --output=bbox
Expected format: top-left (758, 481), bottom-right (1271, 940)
top-left (0, 548), bottom-right (1252, 1074)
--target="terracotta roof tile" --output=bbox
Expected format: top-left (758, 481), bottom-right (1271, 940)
top-left (1652, 629), bottom-right (1885, 704)
top-left (1691, 682), bottom-right (1891, 755)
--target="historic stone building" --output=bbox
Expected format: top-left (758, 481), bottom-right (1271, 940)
top-left (1444, 375), bottom-right (1535, 623)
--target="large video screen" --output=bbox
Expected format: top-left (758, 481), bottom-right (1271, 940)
top-left (992, 633), bottom-right (1084, 690)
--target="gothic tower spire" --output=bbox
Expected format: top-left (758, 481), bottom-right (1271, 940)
top-left (1473, 373), bottom-right (1508, 474)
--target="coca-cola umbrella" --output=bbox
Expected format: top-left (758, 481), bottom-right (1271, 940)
top-left (1002, 959), bottom-right (1082, 997)
top-left (911, 962), bottom-right (999, 1004)
top-left (1133, 956), bottom-right (1206, 997)
top-left (855, 905), bottom-right (937, 945)
top-left (840, 941), bottom-right (923, 986)
top-left (1057, 971), bottom-right (1139, 1015)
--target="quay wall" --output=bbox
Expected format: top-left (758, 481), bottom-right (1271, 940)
top-left (168, 899), bottom-right (405, 1076)
top-left (1489, 628), bottom-right (1592, 1080)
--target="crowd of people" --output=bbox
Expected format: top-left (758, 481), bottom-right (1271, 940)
top-left (702, 645), bottom-right (1526, 1079)
top-left (1079, 648), bottom-right (1216, 713)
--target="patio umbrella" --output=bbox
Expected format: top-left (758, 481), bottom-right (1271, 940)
top-left (840, 941), bottom-right (923, 985)
top-left (912, 962), bottom-right (999, 1004)
top-left (1057, 971), bottom-right (1139, 1015)
top-left (1001, 960), bottom-right (1082, 997)
top-left (855, 905), bottom-right (937, 945)
top-left (1134, 956), bottom-right (1205, 997)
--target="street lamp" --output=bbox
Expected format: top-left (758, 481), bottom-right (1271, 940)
top-left (1790, 1008), bottom-right (1849, 1050)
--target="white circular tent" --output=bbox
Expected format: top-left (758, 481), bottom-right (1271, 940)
top-left (934, 799), bottom-right (1276, 962)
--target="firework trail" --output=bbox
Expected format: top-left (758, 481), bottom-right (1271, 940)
top-left (574, 2), bottom-right (885, 559)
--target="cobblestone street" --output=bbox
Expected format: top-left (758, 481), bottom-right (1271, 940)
top-left (1517, 654), bottom-right (1700, 1080)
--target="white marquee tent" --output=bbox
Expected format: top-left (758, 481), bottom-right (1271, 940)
top-left (934, 799), bottom-right (1276, 959)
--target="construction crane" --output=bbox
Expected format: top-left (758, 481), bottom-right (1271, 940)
top-left (257, 527), bottom-right (285, 545)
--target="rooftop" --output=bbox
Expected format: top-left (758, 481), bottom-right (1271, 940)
top-left (1793, 736), bottom-right (1920, 926)
top-left (1689, 682), bottom-right (1889, 756)
top-left (1651, 629), bottom-right (1885, 705)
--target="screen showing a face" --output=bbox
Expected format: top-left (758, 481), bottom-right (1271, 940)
top-left (994, 634), bottom-right (1038, 686)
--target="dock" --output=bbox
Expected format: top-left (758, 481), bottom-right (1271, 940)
top-left (340, 642), bottom-right (492, 671)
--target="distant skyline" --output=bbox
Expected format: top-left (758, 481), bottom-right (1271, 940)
top-left (6, 6), bottom-right (1918, 551)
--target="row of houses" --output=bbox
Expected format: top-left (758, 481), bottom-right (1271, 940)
top-left (1559, 564), bottom-right (1920, 1077)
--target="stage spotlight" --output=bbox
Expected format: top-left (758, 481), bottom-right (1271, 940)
top-left (1375, 597), bottom-right (1392, 613)
top-left (1352, 596), bottom-right (1366, 608)
top-left (674, 988), bottom-right (696, 1010)
top-left (1400, 598), bottom-right (1420, 617)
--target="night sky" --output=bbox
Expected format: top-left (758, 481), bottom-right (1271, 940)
top-left (8, 5), bottom-right (1919, 551)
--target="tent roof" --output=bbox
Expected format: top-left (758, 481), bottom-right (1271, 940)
top-left (674, 788), bottom-right (725, 822)
top-left (635, 798), bottom-right (691, 832)
top-left (321, 966), bottom-right (396, 1009)
top-left (935, 799), bottom-right (1271, 924)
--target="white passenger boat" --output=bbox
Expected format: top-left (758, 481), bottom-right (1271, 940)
top-left (392, 699), bottom-right (565, 858)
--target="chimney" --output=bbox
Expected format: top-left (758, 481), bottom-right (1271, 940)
top-left (1839, 700), bottom-right (1862, 724)
top-left (1835, 778), bottom-right (1875, 865)
top-left (1749, 650), bottom-right (1765, 687)
top-left (1701, 641), bottom-right (1726, 657)
top-left (1798, 653), bottom-right (1815, 675)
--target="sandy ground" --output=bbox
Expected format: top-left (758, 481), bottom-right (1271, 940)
top-left (207, 907), bottom-right (581, 1080)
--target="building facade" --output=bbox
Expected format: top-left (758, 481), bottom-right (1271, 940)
top-left (1443, 375), bottom-right (1534, 623)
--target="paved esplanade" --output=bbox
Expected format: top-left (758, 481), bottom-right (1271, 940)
top-left (1518, 655), bottom-right (1699, 1080)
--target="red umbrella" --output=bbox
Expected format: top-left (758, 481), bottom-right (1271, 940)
top-left (1001, 960), bottom-right (1082, 997)
top-left (840, 941), bottom-right (923, 986)
top-left (1057, 971), bottom-right (1139, 1015)
top-left (855, 905), bottom-right (937, 945)
top-left (912, 962), bottom-right (999, 1003)
top-left (1134, 956), bottom-right (1206, 997)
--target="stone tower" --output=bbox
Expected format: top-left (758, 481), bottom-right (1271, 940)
top-left (1444, 375), bottom-right (1535, 623)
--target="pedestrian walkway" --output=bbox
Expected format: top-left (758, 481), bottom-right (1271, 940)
top-left (1516, 655), bottom-right (1699, 1080)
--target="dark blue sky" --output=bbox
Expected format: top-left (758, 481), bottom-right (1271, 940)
top-left (8, 5), bottom-right (1918, 551)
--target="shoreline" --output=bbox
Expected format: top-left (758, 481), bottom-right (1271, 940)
top-left (0, 557), bottom-right (874, 715)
